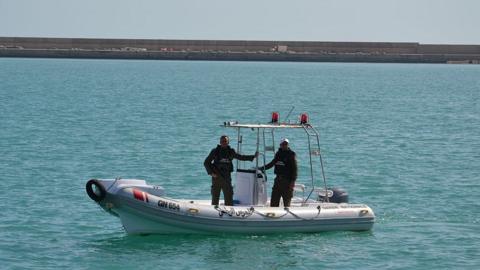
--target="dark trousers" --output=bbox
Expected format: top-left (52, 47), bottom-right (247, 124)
top-left (211, 175), bottom-right (233, 206)
top-left (270, 175), bottom-right (294, 207)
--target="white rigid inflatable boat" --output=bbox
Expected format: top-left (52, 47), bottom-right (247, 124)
top-left (86, 114), bottom-right (375, 234)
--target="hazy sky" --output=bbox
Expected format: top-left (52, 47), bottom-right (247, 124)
top-left (1, 0), bottom-right (479, 44)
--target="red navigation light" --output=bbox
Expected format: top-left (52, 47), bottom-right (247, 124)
top-left (271, 112), bottom-right (279, 123)
top-left (300, 113), bottom-right (309, 124)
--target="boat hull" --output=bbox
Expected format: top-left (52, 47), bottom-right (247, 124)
top-left (89, 179), bottom-right (375, 234)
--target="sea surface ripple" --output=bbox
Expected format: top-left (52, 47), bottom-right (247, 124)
top-left (0, 58), bottom-right (479, 269)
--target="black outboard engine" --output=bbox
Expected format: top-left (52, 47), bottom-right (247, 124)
top-left (318, 187), bottom-right (349, 203)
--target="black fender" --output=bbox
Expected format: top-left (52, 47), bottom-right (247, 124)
top-left (86, 179), bottom-right (106, 202)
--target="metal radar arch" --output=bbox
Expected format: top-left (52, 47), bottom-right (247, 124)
top-left (222, 111), bottom-right (329, 203)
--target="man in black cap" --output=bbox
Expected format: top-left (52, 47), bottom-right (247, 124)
top-left (263, 138), bottom-right (298, 207)
top-left (204, 135), bottom-right (258, 206)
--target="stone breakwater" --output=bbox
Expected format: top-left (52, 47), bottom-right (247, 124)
top-left (1, 37), bottom-right (479, 64)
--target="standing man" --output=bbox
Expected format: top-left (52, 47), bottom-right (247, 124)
top-left (204, 135), bottom-right (257, 206)
top-left (263, 138), bottom-right (298, 207)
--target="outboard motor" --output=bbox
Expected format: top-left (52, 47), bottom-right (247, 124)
top-left (317, 187), bottom-right (349, 203)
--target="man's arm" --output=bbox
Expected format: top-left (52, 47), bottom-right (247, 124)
top-left (290, 153), bottom-right (298, 181)
top-left (232, 149), bottom-right (256, 161)
top-left (263, 153), bottom-right (278, 171)
top-left (204, 149), bottom-right (216, 175)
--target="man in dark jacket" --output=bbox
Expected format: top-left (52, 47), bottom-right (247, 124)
top-left (263, 138), bottom-right (298, 207)
top-left (204, 135), bottom-right (257, 206)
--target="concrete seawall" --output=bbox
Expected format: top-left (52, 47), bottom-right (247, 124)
top-left (1, 37), bottom-right (480, 64)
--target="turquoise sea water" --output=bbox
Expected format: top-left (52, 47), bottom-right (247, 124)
top-left (1, 58), bottom-right (479, 269)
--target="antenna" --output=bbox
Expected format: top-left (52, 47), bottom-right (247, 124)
top-left (283, 106), bottom-right (295, 122)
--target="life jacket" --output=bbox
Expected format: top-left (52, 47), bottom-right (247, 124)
top-left (273, 148), bottom-right (296, 179)
top-left (213, 145), bottom-right (235, 173)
